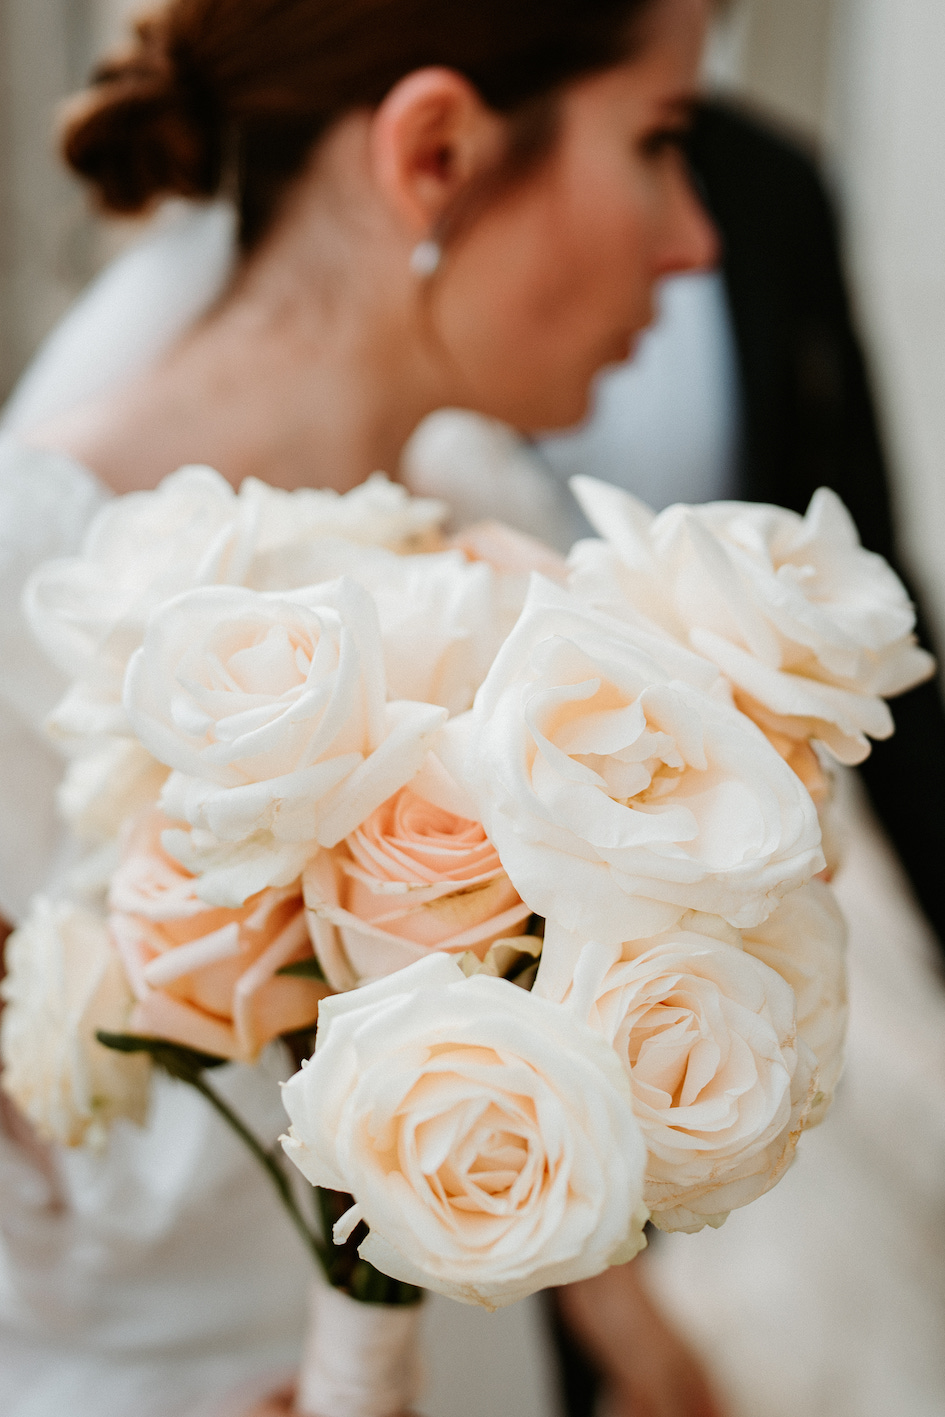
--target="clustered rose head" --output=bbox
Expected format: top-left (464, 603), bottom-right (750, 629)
top-left (124, 578), bottom-right (447, 905)
top-left (741, 878), bottom-right (848, 1127)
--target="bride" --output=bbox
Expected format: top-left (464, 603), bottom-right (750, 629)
top-left (0, 0), bottom-right (725, 1414)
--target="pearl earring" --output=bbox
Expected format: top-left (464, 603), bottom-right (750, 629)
top-left (410, 238), bottom-right (443, 277)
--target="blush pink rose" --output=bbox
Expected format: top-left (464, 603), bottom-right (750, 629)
top-left (303, 786), bottom-right (532, 989)
top-left (109, 811), bottom-right (328, 1061)
top-left (450, 521), bottom-right (568, 581)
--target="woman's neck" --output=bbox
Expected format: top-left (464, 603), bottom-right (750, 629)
top-left (30, 283), bottom-right (444, 495)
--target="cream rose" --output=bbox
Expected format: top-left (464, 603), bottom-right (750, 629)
top-left (281, 953), bottom-right (649, 1309)
top-left (349, 548), bottom-right (507, 717)
top-left (303, 785), bottom-right (532, 988)
top-left (0, 900), bottom-right (150, 1147)
top-left (243, 471), bottom-right (446, 575)
top-left (569, 478), bottom-right (935, 765)
top-left (465, 578), bottom-right (824, 946)
top-left (26, 466), bottom-right (247, 740)
top-left (741, 878), bottom-right (847, 1126)
top-left (450, 520), bottom-right (568, 582)
top-left (250, 538), bottom-right (507, 716)
top-left (124, 578), bottom-right (446, 904)
top-left (26, 467), bottom-right (445, 743)
top-left (109, 810), bottom-right (328, 1062)
top-left (58, 738), bottom-right (169, 844)
top-left (537, 923), bottom-right (816, 1232)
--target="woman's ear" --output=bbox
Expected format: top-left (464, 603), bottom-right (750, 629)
top-left (369, 68), bottom-right (507, 237)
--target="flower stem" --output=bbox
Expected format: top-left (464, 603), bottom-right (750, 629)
top-left (96, 1031), bottom-right (421, 1305)
top-left (186, 1068), bottom-right (331, 1277)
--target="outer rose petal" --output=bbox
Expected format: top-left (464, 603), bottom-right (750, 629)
top-left (281, 954), bottom-right (649, 1309)
top-left (741, 879), bottom-right (848, 1126)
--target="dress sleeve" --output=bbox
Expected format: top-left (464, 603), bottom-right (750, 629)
top-left (0, 440), bottom-right (108, 923)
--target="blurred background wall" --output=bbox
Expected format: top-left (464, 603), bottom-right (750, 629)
top-left (2, 0), bottom-right (945, 644)
top-left (0, 0), bottom-right (129, 400)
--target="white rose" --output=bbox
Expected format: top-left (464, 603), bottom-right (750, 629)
top-left (569, 478), bottom-right (935, 765)
top-left (26, 466), bottom-right (246, 739)
top-left (124, 579), bottom-right (446, 905)
top-left (0, 900), bottom-right (150, 1148)
top-left (464, 577), bottom-right (824, 946)
top-left (281, 953), bottom-right (649, 1309)
top-left (58, 738), bottom-right (169, 843)
top-left (368, 551), bottom-right (508, 716)
top-left (243, 472), bottom-right (446, 576)
top-left (536, 923), bottom-right (816, 1232)
top-left (26, 468), bottom-right (446, 742)
top-left (259, 542), bottom-right (509, 716)
top-left (741, 879), bottom-right (847, 1127)
top-left (249, 530), bottom-right (512, 716)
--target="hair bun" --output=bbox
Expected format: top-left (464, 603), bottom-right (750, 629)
top-left (61, 16), bottom-right (222, 214)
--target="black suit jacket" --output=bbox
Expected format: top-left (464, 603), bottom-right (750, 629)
top-left (687, 99), bottom-right (945, 963)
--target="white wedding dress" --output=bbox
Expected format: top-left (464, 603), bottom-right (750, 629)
top-left (1, 197), bottom-right (944, 1417)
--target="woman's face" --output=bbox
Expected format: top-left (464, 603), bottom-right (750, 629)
top-left (433, 0), bottom-right (717, 430)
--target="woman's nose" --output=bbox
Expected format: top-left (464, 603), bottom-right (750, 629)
top-left (655, 160), bottom-right (721, 277)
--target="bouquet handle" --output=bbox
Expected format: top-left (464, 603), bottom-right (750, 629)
top-left (297, 1280), bottom-right (424, 1417)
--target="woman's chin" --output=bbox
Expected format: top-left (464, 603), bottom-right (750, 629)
top-left (530, 342), bottom-right (639, 432)
top-left (501, 378), bottom-right (597, 435)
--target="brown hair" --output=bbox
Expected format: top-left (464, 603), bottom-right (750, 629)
top-left (62, 0), bottom-right (656, 250)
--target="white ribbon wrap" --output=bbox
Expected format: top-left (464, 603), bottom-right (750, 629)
top-left (297, 1282), bottom-right (424, 1417)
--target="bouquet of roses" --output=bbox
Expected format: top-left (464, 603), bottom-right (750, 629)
top-left (1, 445), bottom-right (933, 1414)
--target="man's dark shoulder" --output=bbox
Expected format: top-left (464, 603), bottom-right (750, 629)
top-left (684, 96), bottom-right (857, 515)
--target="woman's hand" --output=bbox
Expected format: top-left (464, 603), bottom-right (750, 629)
top-left (555, 1259), bottom-right (725, 1417)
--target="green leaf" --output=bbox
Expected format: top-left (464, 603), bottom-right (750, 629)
top-left (96, 1031), bottom-right (228, 1078)
top-left (277, 956), bottom-right (327, 982)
